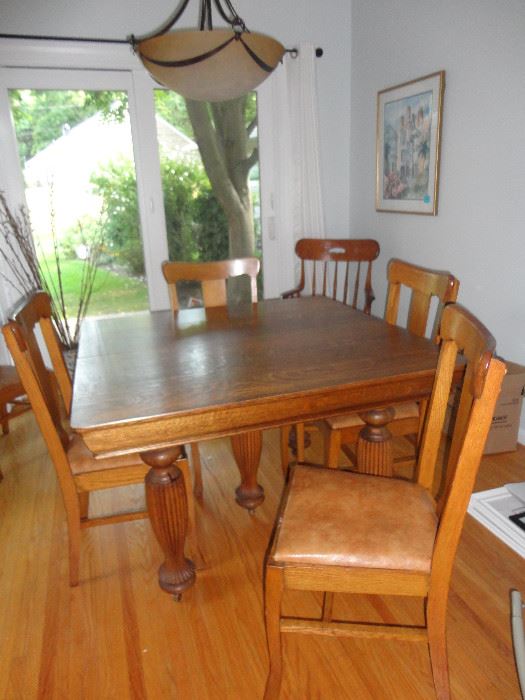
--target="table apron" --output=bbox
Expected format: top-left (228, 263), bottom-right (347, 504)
top-left (77, 375), bottom-right (436, 458)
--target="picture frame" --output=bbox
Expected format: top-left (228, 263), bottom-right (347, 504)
top-left (376, 71), bottom-right (445, 215)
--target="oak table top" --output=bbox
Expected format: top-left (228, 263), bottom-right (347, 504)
top-left (71, 296), bottom-right (440, 455)
top-left (70, 296), bottom-right (442, 595)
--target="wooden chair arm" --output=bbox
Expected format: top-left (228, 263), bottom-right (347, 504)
top-left (364, 286), bottom-right (376, 315)
top-left (281, 286), bottom-right (303, 299)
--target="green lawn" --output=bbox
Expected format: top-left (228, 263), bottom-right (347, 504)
top-left (39, 257), bottom-right (149, 316)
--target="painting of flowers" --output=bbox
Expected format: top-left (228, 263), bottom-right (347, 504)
top-left (376, 71), bottom-right (445, 215)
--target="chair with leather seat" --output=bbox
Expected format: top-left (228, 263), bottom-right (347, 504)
top-left (2, 291), bottom-right (196, 587)
top-left (162, 257), bottom-right (261, 497)
top-left (316, 258), bottom-right (460, 471)
top-left (263, 303), bottom-right (505, 700)
top-left (279, 237), bottom-right (381, 470)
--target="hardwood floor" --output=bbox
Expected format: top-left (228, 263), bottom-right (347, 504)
top-left (1, 411), bottom-right (524, 699)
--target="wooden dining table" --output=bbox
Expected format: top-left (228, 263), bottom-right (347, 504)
top-left (71, 296), bottom-right (443, 595)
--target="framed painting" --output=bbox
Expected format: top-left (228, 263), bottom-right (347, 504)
top-left (376, 71), bottom-right (445, 215)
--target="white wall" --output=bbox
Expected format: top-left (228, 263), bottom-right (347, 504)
top-left (349, 0), bottom-right (525, 436)
top-left (0, 0), bottom-right (352, 238)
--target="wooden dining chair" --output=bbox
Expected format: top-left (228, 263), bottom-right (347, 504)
top-left (2, 291), bottom-right (197, 587)
top-left (281, 237), bottom-right (380, 308)
top-left (315, 258), bottom-right (460, 471)
top-left (279, 238), bottom-right (381, 470)
top-left (162, 257), bottom-right (261, 497)
top-left (162, 257), bottom-right (260, 311)
top-left (263, 303), bottom-right (505, 700)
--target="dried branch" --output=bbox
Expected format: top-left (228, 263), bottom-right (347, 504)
top-left (0, 192), bottom-right (103, 349)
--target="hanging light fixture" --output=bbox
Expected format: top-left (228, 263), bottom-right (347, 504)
top-left (130, 0), bottom-right (285, 102)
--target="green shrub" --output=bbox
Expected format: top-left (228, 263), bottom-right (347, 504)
top-left (59, 215), bottom-right (104, 259)
top-left (193, 189), bottom-right (229, 261)
top-left (91, 155), bottom-right (229, 275)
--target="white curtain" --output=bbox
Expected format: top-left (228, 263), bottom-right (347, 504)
top-left (258, 43), bottom-right (325, 299)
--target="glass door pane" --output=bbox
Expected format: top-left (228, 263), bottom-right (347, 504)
top-left (153, 90), bottom-right (262, 305)
top-left (8, 88), bottom-right (149, 331)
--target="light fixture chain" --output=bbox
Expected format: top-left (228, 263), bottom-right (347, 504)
top-left (214, 0), bottom-right (246, 32)
top-left (200, 0), bottom-right (213, 30)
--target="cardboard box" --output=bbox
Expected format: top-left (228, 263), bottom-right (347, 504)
top-left (483, 361), bottom-right (525, 454)
top-left (444, 360), bottom-right (525, 454)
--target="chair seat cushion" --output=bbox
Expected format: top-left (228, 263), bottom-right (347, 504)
top-left (326, 401), bottom-right (419, 430)
top-left (68, 433), bottom-right (145, 475)
top-left (272, 465), bottom-right (437, 573)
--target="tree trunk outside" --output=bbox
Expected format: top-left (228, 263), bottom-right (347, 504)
top-left (226, 199), bottom-right (254, 259)
top-left (185, 98), bottom-right (256, 260)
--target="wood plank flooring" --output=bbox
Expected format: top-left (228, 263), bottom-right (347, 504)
top-left (1, 412), bottom-right (524, 699)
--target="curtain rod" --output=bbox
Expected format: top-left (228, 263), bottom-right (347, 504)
top-left (0, 33), bottom-right (323, 57)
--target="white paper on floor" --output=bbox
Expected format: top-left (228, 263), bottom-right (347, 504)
top-left (468, 482), bottom-right (525, 558)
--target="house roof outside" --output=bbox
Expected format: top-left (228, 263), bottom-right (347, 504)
top-left (23, 111), bottom-right (197, 248)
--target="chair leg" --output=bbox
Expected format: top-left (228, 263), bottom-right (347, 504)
top-left (417, 399), bottom-right (429, 445)
top-left (67, 510), bottom-right (81, 587)
top-left (78, 491), bottom-right (90, 520)
top-left (190, 442), bottom-right (203, 498)
top-left (264, 564), bottom-right (285, 700)
top-left (1, 402), bottom-right (9, 435)
top-left (324, 428), bottom-right (342, 469)
top-left (427, 599), bottom-right (451, 700)
top-left (280, 425), bottom-right (291, 474)
top-left (296, 423), bottom-right (306, 463)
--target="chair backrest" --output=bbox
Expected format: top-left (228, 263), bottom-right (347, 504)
top-left (292, 238), bottom-right (380, 313)
top-left (385, 258), bottom-right (459, 339)
top-left (3, 314), bottom-right (75, 499)
top-left (8, 291), bottom-right (73, 415)
top-left (415, 303), bottom-right (504, 601)
top-left (161, 258), bottom-right (260, 311)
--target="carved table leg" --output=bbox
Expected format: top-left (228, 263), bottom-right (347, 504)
top-left (141, 445), bottom-right (195, 597)
top-left (231, 431), bottom-right (264, 511)
top-left (356, 407), bottom-right (396, 477)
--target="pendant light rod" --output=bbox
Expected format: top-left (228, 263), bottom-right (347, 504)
top-left (0, 32), bottom-right (322, 57)
top-left (0, 32), bottom-right (130, 45)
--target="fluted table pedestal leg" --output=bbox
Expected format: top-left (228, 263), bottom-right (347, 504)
top-left (142, 445), bottom-right (195, 597)
top-left (356, 407), bottom-right (396, 477)
top-left (231, 431), bottom-right (264, 511)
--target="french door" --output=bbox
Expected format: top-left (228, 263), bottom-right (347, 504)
top-left (0, 65), bottom-right (171, 315)
top-left (0, 38), bottom-right (284, 341)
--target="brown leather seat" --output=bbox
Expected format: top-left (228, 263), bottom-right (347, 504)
top-left (272, 466), bottom-right (437, 572)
